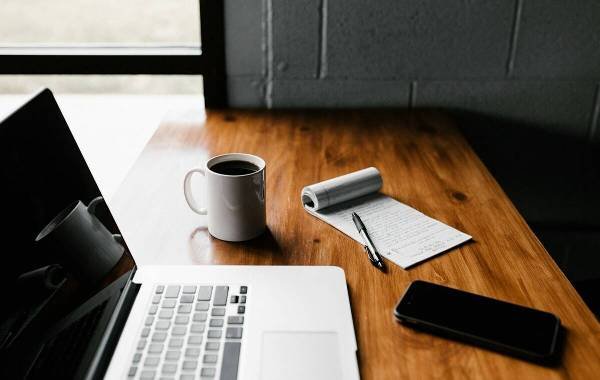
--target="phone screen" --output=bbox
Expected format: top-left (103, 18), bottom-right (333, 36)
top-left (395, 281), bottom-right (560, 358)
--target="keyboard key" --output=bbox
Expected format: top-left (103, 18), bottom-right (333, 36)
top-left (152, 332), bottom-right (168, 342)
top-left (155, 320), bottom-right (170, 330)
top-left (149, 343), bottom-right (164, 354)
top-left (180, 295), bottom-right (194, 303)
top-left (240, 286), bottom-right (247, 294)
top-left (162, 299), bottom-right (176, 308)
top-left (221, 342), bottom-right (241, 380)
top-left (203, 354), bottom-right (218, 364)
top-left (180, 375), bottom-right (194, 380)
top-left (175, 315), bottom-right (190, 325)
top-left (185, 347), bottom-right (201, 358)
top-left (128, 366), bottom-right (137, 377)
top-left (201, 367), bottom-right (216, 378)
top-left (178, 304), bottom-right (192, 314)
top-left (183, 285), bottom-right (197, 294)
top-left (211, 308), bottom-right (225, 316)
top-left (162, 363), bottom-right (177, 374)
top-left (152, 295), bottom-right (161, 304)
top-left (155, 285), bottom-right (165, 294)
top-left (230, 295), bottom-right (239, 304)
top-left (240, 296), bottom-right (246, 304)
top-left (148, 305), bottom-right (158, 315)
top-left (227, 316), bottom-right (244, 324)
top-left (137, 339), bottom-right (147, 350)
top-left (191, 323), bottom-right (205, 333)
top-left (172, 326), bottom-right (187, 336)
top-left (141, 327), bottom-right (150, 337)
top-left (188, 335), bottom-right (203, 345)
top-left (165, 286), bottom-right (181, 298)
top-left (140, 370), bottom-right (156, 380)
top-left (193, 312), bottom-right (207, 322)
top-left (237, 306), bottom-right (245, 314)
top-left (168, 338), bottom-right (183, 348)
top-left (214, 286), bottom-right (229, 306)
top-left (145, 316), bottom-right (155, 326)
top-left (132, 353), bottom-right (142, 363)
top-left (182, 360), bottom-right (198, 370)
top-left (159, 309), bottom-right (174, 319)
top-left (165, 350), bottom-right (181, 361)
top-left (197, 286), bottom-right (213, 301)
top-left (145, 356), bottom-right (160, 366)
top-left (205, 342), bottom-right (220, 351)
top-left (210, 319), bottom-right (224, 327)
top-left (196, 301), bottom-right (210, 311)
top-left (207, 330), bottom-right (221, 339)
top-left (226, 327), bottom-right (243, 339)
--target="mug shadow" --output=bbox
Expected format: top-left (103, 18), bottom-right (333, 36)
top-left (242, 226), bottom-right (283, 256)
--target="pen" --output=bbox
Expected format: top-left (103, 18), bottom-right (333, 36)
top-left (351, 212), bottom-right (386, 272)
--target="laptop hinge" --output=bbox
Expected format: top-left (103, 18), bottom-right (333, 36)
top-left (84, 269), bottom-right (141, 380)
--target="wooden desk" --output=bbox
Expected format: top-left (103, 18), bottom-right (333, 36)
top-left (111, 109), bottom-right (600, 379)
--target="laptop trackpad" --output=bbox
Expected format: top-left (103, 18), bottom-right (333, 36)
top-left (260, 331), bottom-right (343, 380)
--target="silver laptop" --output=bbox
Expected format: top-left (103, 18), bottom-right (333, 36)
top-left (0, 89), bottom-right (359, 380)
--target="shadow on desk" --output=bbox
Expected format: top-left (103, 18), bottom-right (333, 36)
top-left (449, 110), bottom-right (600, 320)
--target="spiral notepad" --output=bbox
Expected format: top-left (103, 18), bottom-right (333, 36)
top-left (301, 167), bottom-right (471, 269)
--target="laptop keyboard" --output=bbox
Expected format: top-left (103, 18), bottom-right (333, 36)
top-left (128, 285), bottom-right (247, 380)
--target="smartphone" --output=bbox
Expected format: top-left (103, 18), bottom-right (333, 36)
top-left (394, 280), bottom-right (562, 364)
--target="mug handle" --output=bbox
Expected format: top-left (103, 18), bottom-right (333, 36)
top-left (183, 168), bottom-right (208, 215)
top-left (112, 233), bottom-right (125, 246)
top-left (87, 196), bottom-right (104, 215)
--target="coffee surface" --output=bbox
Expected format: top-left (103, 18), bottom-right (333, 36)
top-left (210, 160), bottom-right (259, 175)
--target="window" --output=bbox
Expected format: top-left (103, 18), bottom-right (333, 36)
top-left (0, 75), bottom-right (204, 95)
top-left (0, 0), bottom-right (226, 106)
top-left (0, 0), bottom-right (200, 46)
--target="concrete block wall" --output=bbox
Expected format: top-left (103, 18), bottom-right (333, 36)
top-left (224, 0), bottom-right (600, 140)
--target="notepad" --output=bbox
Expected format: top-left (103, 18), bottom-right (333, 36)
top-left (301, 168), bottom-right (471, 269)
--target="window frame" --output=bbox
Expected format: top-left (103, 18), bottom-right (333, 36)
top-left (0, 0), bottom-right (227, 107)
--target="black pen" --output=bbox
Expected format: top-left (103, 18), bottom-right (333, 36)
top-left (351, 212), bottom-right (386, 272)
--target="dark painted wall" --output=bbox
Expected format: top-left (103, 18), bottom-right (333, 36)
top-left (224, 0), bottom-right (600, 141)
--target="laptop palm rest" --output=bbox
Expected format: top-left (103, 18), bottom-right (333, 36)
top-left (260, 331), bottom-right (343, 380)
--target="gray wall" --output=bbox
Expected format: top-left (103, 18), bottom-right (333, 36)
top-left (224, 0), bottom-right (600, 140)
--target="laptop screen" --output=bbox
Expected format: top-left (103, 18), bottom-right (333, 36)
top-left (0, 89), bottom-right (130, 349)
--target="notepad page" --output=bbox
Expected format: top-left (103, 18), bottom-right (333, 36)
top-left (305, 193), bottom-right (471, 269)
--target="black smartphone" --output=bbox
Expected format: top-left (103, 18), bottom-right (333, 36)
top-left (394, 280), bottom-right (562, 364)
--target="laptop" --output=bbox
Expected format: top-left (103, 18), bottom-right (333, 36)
top-left (0, 89), bottom-right (359, 380)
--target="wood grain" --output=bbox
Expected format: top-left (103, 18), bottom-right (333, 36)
top-left (111, 109), bottom-right (600, 379)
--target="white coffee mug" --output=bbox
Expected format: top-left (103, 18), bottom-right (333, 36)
top-left (35, 197), bottom-right (124, 283)
top-left (183, 153), bottom-right (266, 241)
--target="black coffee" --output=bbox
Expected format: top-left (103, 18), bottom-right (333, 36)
top-left (210, 160), bottom-right (259, 175)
